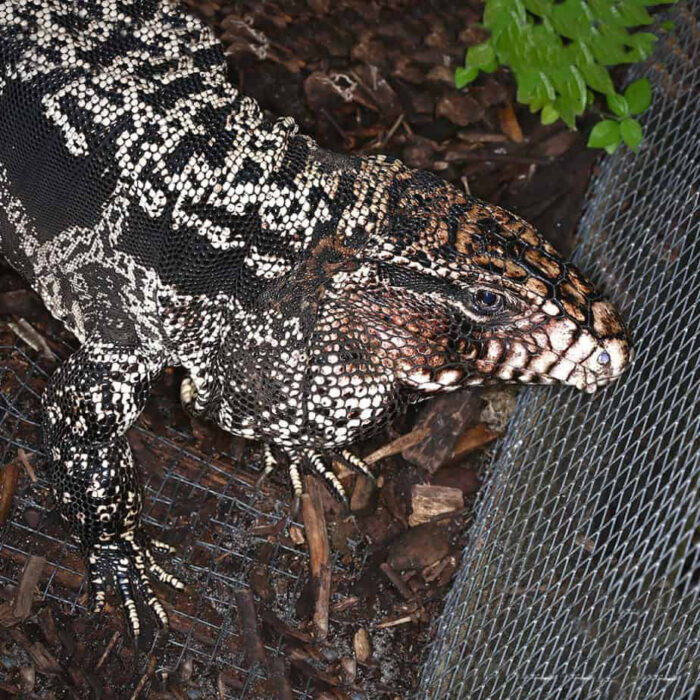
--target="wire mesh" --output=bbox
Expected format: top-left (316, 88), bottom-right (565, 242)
top-left (0, 333), bottom-right (320, 698)
top-left (418, 3), bottom-right (700, 698)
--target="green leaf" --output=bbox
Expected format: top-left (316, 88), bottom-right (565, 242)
top-left (541, 104), bottom-right (559, 125)
top-left (620, 117), bottom-right (643, 151)
top-left (455, 66), bottom-right (480, 89)
top-left (481, 57), bottom-right (499, 73)
top-left (626, 32), bottom-right (657, 63)
top-left (467, 42), bottom-right (497, 68)
top-left (588, 119), bottom-right (621, 149)
top-left (550, 0), bottom-right (590, 40)
top-left (624, 77), bottom-right (652, 113)
top-left (554, 95), bottom-right (577, 128)
top-left (617, 0), bottom-right (652, 27)
top-left (523, 0), bottom-right (551, 16)
top-left (660, 20), bottom-right (675, 31)
top-left (607, 92), bottom-right (630, 117)
top-left (604, 141), bottom-right (620, 154)
top-left (578, 60), bottom-right (615, 95)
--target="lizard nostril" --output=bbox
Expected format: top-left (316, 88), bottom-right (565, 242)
top-left (597, 350), bottom-right (611, 366)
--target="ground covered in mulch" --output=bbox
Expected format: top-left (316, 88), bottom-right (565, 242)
top-left (0, 1), bottom-right (604, 698)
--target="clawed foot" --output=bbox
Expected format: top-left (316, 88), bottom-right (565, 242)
top-left (257, 445), bottom-right (375, 511)
top-left (87, 531), bottom-right (185, 639)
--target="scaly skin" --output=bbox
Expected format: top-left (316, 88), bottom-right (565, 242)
top-left (0, 0), bottom-right (631, 637)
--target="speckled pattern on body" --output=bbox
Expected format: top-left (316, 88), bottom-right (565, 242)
top-left (0, 0), bottom-right (631, 637)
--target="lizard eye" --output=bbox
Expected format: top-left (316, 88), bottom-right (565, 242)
top-left (474, 289), bottom-right (504, 314)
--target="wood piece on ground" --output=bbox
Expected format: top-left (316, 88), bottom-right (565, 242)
top-left (432, 464), bottom-right (481, 495)
top-left (350, 474), bottom-right (376, 513)
top-left (267, 656), bottom-right (293, 700)
top-left (129, 654), bottom-right (156, 700)
top-left (8, 318), bottom-right (57, 361)
top-left (287, 647), bottom-right (340, 686)
top-left (36, 606), bottom-right (60, 648)
top-left (234, 589), bottom-right (266, 665)
top-left (301, 476), bottom-right (331, 640)
top-left (289, 524), bottom-right (305, 545)
top-left (17, 448), bottom-right (37, 482)
top-left (353, 628), bottom-right (371, 663)
top-left (330, 595), bottom-right (359, 613)
top-left (8, 628), bottom-right (61, 675)
top-left (402, 390), bottom-right (482, 473)
top-left (451, 423), bottom-right (500, 460)
top-left (96, 631), bottom-right (121, 670)
top-left (362, 425), bottom-right (430, 465)
top-left (377, 614), bottom-right (418, 629)
top-left (0, 458), bottom-right (19, 526)
top-left (13, 555), bottom-right (45, 621)
top-left (388, 520), bottom-right (451, 571)
top-left (341, 656), bottom-right (357, 683)
top-left (379, 562), bottom-right (413, 600)
top-left (498, 102), bottom-right (524, 143)
top-left (217, 671), bottom-right (226, 700)
top-left (0, 289), bottom-right (47, 320)
top-left (250, 541), bottom-right (274, 602)
top-left (260, 608), bottom-right (313, 644)
top-left (409, 484), bottom-right (464, 527)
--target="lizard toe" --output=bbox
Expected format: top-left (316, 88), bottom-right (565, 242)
top-left (88, 530), bottom-right (185, 639)
top-left (305, 449), bottom-right (349, 510)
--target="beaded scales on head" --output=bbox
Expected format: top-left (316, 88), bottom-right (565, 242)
top-left (0, 0), bottom-right (632, 636)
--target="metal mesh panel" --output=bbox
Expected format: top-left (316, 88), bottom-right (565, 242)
top-left (0, 336), bottom-right (318, 697)
top-left (418, 4), bottom-right (700, 698)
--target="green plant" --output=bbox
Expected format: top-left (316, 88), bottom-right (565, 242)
top-left (455, 0), bottom-right (676, 153)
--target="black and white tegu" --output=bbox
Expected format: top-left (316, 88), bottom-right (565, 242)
top-left (0, 0), bottom-right (632, 637)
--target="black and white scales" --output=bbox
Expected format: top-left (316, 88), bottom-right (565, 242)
top-left (0, 0), bottom-right (631, 636)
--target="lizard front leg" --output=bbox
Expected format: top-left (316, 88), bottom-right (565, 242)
top-left (42, 338), bottom-right (184, 638)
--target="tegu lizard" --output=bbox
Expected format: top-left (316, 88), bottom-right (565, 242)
top-left (0, 0), bottom-right (632, 637)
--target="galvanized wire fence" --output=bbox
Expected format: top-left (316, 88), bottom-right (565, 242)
top-left (418, 3), bottom-right (700, 698)
top-left (0, 334), bottom-right (319, 697)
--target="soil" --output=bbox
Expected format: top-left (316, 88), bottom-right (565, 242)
top-left (0, 1), bottom-right (601, 698)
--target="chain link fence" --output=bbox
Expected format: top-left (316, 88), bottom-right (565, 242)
top-left (418, 2), bottom-right (699, 697)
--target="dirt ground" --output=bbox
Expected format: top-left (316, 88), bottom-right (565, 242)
top-left (0, 1), bottom-right (602, 698)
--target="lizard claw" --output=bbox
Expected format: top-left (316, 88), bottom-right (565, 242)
top-left (305, 450), bottom-right (349, 510)
top-left (87, 531), bottom-right (185, 639)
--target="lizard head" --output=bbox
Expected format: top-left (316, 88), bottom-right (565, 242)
top-left (329, 168), bottom-right (633, 397)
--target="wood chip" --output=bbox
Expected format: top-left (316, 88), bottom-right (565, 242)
top-left (498, 102), bottom-right (524, 143)
top-left (380, 562), bottom-right (413, 600)
top-left (13, 555), bottom-right (45, 621)
top-left (350, 474), bottom-right (376, 513)
top-left (129, 654), bottom-right (156, 700)
top-left (451, 423), bottom-right (500, 459)
top-left (8, 318), bottom-right (57, 361)
top-left (8, 629), bottom-right (61, 675)
top-left (96, 631), bottom-right (120, 670)
top-left (409, 485), bottom-right (464, 527)
top-left (267, 656), bottom-right (293, 700)
top-left (235, 589), bottom-right (266, 666)
top-left (353, 628), bottom-right (371, 663)
top-left (0, 459), bottom-right (19, 527)
top-left (301, 476), bottom-right (331, 640)
top-left (402, 390), bottom-right (482, 473)
top-left (388, 520), bottom-right (451, 571)
top-left (17, 449), bottom-right (37, 483)
top-left (289, 524), bottom-right (305, 546)
top-left (362, 425), bottom-right (430, 465)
